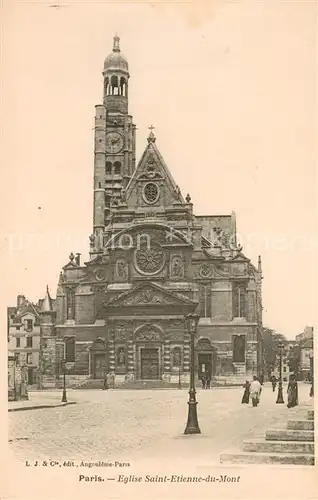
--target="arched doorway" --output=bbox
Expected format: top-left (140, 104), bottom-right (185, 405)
top-left (134, 325), bottom-right (163, 380)
top-left (196, 338), bottom-right (217, 380)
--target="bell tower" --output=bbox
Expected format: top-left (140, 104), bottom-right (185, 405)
top-left (93, 35), bottom-right (136, 233)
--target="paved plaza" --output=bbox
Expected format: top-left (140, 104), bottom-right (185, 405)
top-left (8, 383), bottom-right (312, 466)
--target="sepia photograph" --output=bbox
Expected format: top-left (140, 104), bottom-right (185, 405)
top-left (1, 1), bottom-right (317, 499)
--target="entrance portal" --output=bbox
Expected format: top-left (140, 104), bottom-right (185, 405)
top-left (198, 353), bottom-right (212, 380)
top-left (140, 348), bottom-right (159, 380)
top-left (93, 353), bottom-right (106, 379)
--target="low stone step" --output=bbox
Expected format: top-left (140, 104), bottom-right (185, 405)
top-left (266, 429), bottom-right (314, 442)
top-left (308, 410), bottom-right (314, 420)
top-left (220, 452), bottom-right (314, 466)
top-left (243, 439), bottom-right (314, 454)
top-left (287, 420), bottom-right (314, 431)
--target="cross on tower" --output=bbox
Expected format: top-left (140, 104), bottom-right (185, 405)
top-left (148, 124), bottom-right (155, 133)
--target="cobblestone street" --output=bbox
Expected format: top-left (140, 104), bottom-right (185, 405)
top-left (9, 383), bottom-right (312, 465)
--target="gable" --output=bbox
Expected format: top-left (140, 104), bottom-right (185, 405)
top-left (125, 139), bottom-right (185, 210)
top-left (105, 282), bottom-right (197, 309)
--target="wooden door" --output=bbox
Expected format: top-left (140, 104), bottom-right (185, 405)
top-left (141, 348), bottom-right (159, 380)
top-left (93, 353), bottom-right (106, 379)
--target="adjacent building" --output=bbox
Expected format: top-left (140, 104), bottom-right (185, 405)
top-left (7, 293), bottom-right (55, 386)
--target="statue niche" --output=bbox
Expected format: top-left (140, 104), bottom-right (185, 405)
top-left (116, 347), bottom-right (126, 367)
top-left (170, 255), bottom-right (184, 279)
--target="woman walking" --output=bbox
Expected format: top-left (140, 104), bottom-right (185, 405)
top-left (287, 374), bottom-right (298, 408)
top-left (241, 380), bottom-right (250, 404)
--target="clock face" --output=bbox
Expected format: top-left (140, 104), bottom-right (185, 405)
top-left (106, 132), bottom-right (124, 154)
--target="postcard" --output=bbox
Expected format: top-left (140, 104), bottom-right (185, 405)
top-left (2, 1), bottom-right (317, 499)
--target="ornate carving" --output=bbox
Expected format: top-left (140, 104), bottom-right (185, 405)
top-left (199, 263), bottom-right (212, 278)
top-left (170, 255), bottom-right (184, 279)
top-left (94, 269), bottom-right (105, 281)
top-left (135, 329), bottom-right (161, 342)
top-left (214, 263), bottom-right (230, 277)
top-left (116, 259), bottom-right (128, 280)
top-left (122, 287), bottom-right (173, 306)
top-left (134, 246), bottom-right (165, 275)
top-left (115, 327), bottom-right (129, 341)
top-left (172, 347), bottom-right (182, 366)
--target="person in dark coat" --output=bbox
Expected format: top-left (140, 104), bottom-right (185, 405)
top-left (206, 374), bottom-right (211, 389)
top-left (271, 374), bottom-right (277, 392)
top-left (201, 374), bottom-right (206, 389)
top-left (241, 380), bottom-right (250, 404)
top-left (287, 374), bottom-right (298, 408)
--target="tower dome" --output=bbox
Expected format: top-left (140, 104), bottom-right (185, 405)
top-left (103, 35), bottom-right (129, 76)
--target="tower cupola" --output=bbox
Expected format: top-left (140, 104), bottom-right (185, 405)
top-left (103, 35), bottom-right (129, 112)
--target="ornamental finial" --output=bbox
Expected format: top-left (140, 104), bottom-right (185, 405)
top-left (113, 34), bottom-right (120, 52)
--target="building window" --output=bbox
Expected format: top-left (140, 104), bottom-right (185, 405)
top-left (199, 284), bottom-right (211, 318)
top-left (16, 337), bottom-right (20, 348)
top-left (106, 162), bottom-right (112, 175)
top-left (66, 289), bottom-right (75, 320)
top-left (26, 336), bottom-right (33, 348)
top-left (16, 326), bottom-right (20, 331)
top-left (114, 161), bottom-right (121, 175)
top-left (283, 366), bottom-right (286, 373)
top-left (27, 353), bottom-right (33, 364)
top-left (24, 319), bottom-right (33, 332)
top-left (143, 182), bottom-right (159, 204)
top-left (232, 282), bottom-right (247, 318)
top-left (65, 337), bottom-right (75, 362)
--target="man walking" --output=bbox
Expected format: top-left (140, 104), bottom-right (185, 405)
top-left (250, 375), bottom-right (262, 407)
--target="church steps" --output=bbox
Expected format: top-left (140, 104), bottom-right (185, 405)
top-left (266, 429), bottom-right (314, 442)
top-left (220, 451), bottom-right (314, 466)
top-left (243, 439), bottom-right (314, 454)
top-left (287, 420), bottom-right (314, 431)
top-left (220, 408), bottom-right (315, 465)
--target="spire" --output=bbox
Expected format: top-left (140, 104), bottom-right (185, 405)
top-left (113, 34), bottom-right (120, 52)
top-left (42, 285), bottom-right (53, 313)
top-left (147, 124), bottom-right (156, 143)
top-left (258, 255), bottom-right (262, 275)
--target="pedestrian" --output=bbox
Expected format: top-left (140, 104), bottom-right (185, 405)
top-left (271, 374), bottom-right (277, 392)
top-left (259, 372), bottom-right (264, 385)
top-left (287, 374), bottom-right (298, 408)
top-left (241, 380), bottom-right (250, 404)
top-left (250, 376), bottom-right (262, 407)
top-left (206, 374), bottom-right (211, 390)
top-left (201, 374), bottom-right (206, 389)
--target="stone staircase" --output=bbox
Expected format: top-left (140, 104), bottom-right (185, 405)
top-left (220, 409), bottom-right (315, 465)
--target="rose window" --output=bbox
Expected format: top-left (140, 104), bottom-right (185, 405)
top-left (143, 182), bottom-right (159, 204)
top-left (135, 246), bottom-right (165, 275)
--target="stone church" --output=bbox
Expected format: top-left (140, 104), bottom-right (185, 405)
top-left (39, 36), bottom-right (264, 387)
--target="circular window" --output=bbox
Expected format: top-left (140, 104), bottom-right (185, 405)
top-left (135, 246), bottom-right (165, 275)
top-left (143, 182), bottom-right (159, 204)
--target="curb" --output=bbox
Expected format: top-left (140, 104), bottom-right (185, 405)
top-left (8, 401), bottom-right (77, 412)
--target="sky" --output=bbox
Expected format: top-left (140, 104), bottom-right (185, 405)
top-left (1, 0), bottom-right (317, 339)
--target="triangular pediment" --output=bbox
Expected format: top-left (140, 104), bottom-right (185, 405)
top-left (105, 282), bottom-right (196, 309)
top-left (125, 139), bottom-right (186, 208)
top-left (231, 251), bottom-right (250, 262)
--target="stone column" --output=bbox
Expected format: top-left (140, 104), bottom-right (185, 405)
top-left (163, 339), bottom-right (171, 382)
top-left (183, 334), bottom-right (190, 384)
top-left (108, 339), bottom-right (115, 373)
top-left (127, 339), bottom-right (135, 380)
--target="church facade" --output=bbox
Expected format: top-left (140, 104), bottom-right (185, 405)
top-left (39, 36), bottom-right (264, 387)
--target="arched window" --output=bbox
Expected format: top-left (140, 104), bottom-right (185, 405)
top-left (120, 77), bottom-right (127, 97)
top-left (105, 77), bottom-right (110, 96)
top-left (111, 75), bottom-right (119, 95)
top-left (114, 161), bottom-right (121, 175)
top-left (105, 162), bottom-right (112, 175)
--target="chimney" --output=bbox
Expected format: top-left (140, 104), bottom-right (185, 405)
top-left (75, 253), bottom-right (81, 266)
top-left (17, 295), bottom-right (26, 308)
